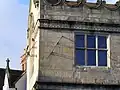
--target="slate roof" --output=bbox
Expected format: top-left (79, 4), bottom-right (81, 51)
top-left (0, 68), bottom-right (23, 90)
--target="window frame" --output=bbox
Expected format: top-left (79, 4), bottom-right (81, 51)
top-left (74, 32), bottom-right (110, 68)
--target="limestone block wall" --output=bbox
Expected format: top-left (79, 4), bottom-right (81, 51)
top-left (39, 27), bottom-right (120, 85)
top-left (38, 0), bottom-right (120, 86)
top-left (40, 0), bottom-right (120, 24)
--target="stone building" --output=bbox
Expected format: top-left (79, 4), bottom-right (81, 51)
top-left (26, 0), bottom-right (120, 90)
top-left (0, 59), bottom-right (23, 90)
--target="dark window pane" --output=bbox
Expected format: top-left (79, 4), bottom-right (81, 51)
top-left (87, 35), bottom-right (96, 48)
top-left (75, 49), bottom-right (85, 65)
top-left (98, 36), bottom-right (107, 48)
top-left (46, 0), bottom-right (60, 4)
top-left (75, 35), bottom-right (84, 48)
top-left (87, 50), bottom-right (96, 66)
top-left (98, 50), bottom-right (107, 66)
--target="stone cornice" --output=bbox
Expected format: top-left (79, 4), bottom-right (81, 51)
top-left (39, 19), bottom-right (120, 33)
top-left (34, 81), bottom-right (120, 89)
top-left (43, 0), bottom-right (120, 11)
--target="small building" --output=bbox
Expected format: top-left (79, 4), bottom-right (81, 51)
top-left (0, 59), bottom-right (26, 90)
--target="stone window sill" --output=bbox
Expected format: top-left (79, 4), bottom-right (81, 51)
top-left (74, 65), bottom-right (111, 73)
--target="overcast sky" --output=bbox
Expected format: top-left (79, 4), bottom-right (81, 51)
top-left (0, 0), bottom-right (118, 70)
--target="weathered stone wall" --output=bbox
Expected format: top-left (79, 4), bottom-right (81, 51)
top-left (39, 29), bottom-right (120, 85)
top-left (40, 0), bottom-right (120, 24)
top-left (36, 82), bottom-right (120, 90)
top-left (38, 0), bottom-right (120, 87)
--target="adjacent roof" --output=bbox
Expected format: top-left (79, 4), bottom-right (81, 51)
top-left (0, 68), bottom-right (23, 90)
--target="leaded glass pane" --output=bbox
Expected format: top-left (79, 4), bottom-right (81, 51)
top-left (98, 50), bottom-right (107, 66)
top-left (75, 50), bottom-right (85, 65)
top-left (87, 50), bottom-right (96, 66)
top-left (87, 35), bottom-right (96, 48)
top-left (75, 35), bottom-right (84, 48)
top-left (98, 36), bottom-right (107, 49)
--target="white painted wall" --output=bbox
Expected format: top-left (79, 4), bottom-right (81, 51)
top-left (3, 74), bottom-right (9, 90)
top-left (27, 29), bottom-right (40, 90)
top-left (27, 0), bottom-right (40, 90)
top-left (29, 28), bottom-right (40, 90)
